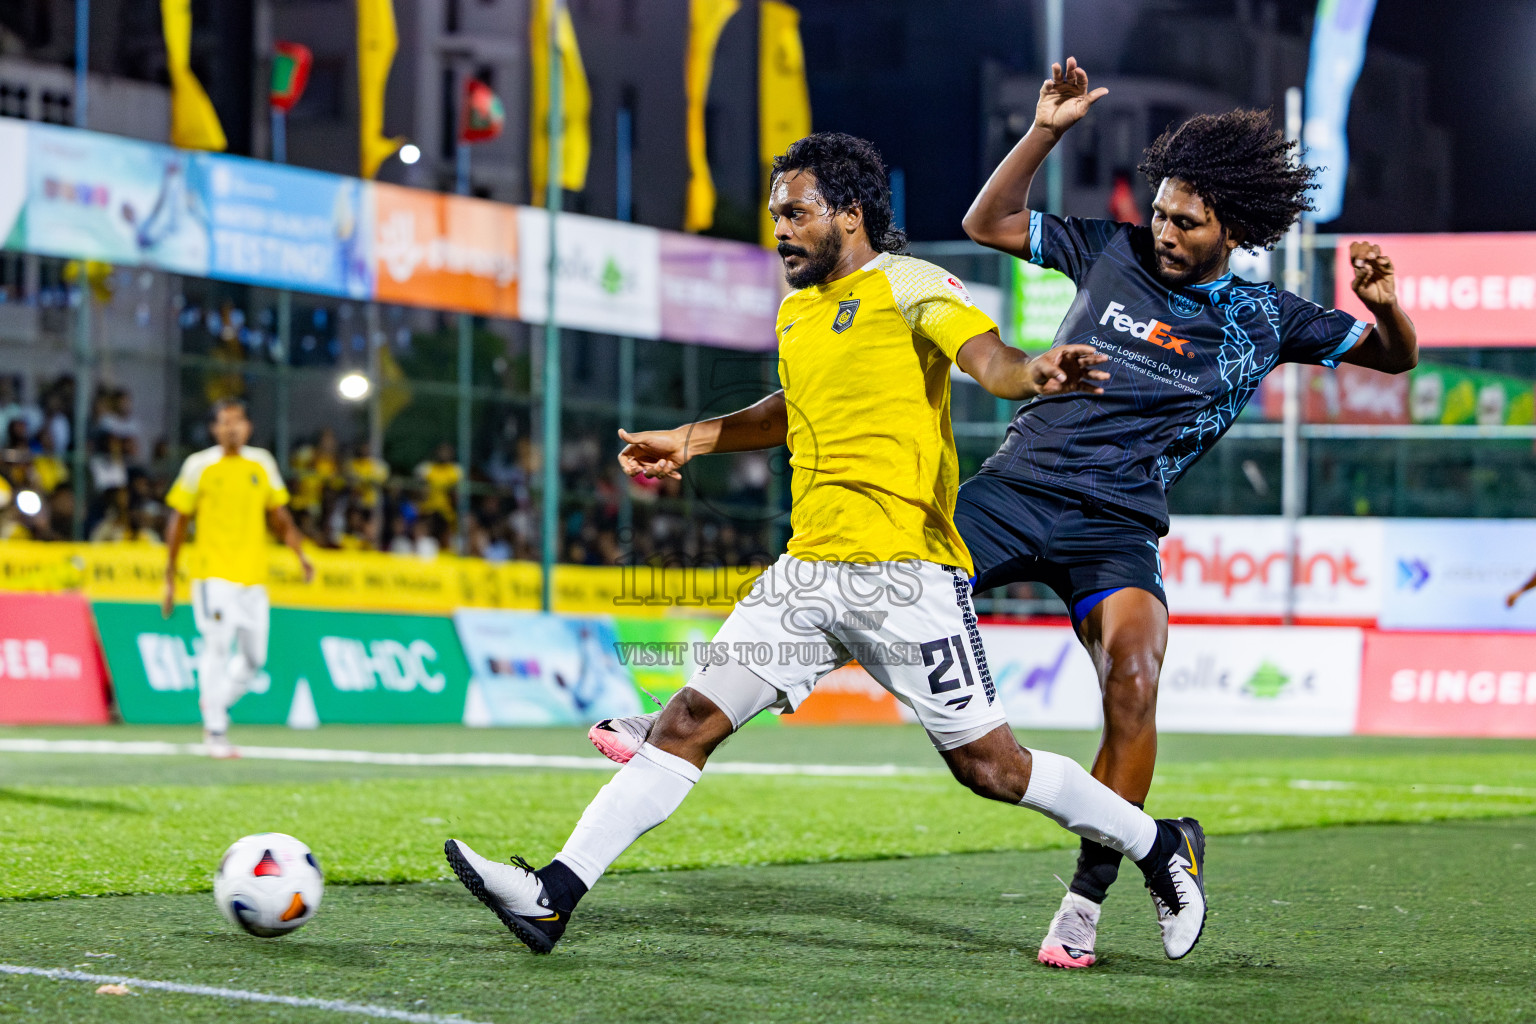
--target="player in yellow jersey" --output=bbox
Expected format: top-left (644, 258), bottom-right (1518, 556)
top-left (162, 399), bottom-right (313, 758)
top-left (445, 134), bottom-right (1209, 963)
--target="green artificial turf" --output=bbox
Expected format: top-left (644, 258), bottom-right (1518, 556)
top-left (1, 726), bottom-right (1534, 899)
top-left (1, 818), bottom-right (1533, 1024)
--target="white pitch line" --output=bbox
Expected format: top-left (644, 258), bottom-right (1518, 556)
top-left (1287, 778), bottom-right (1536, 798)
top-left (0, 964), bottom-right (495, 1024)
top-left (0, 738), bottom-right (941, 778)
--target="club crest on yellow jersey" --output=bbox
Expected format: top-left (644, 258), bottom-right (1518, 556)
top-left (832, 299), bottom-right (860, 333)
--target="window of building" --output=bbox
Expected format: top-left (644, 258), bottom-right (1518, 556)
top-left (40, 89), bottom-right (72, 125)
top-left (0, 81), bottom-right (29, 119)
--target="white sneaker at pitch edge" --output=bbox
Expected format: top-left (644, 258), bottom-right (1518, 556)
top-left (443, 839), bottom-right (568, 954)
top-left (1037, 891), bottom-right (1102, 968)
top-left (1146, 817), bottom-right (1208, 959)
top-left (203, 730), bottom-right (239, 760)
top-left (588, 711), bottom-right (660, 764)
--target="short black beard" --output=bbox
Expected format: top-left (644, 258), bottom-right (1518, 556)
top-left (1153, 235), bottom-right (1229, 288)
top-left (780, 231), bottom-right (844, 289)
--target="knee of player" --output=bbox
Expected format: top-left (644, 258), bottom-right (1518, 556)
top-left (1103, 657), bottom-right (1160, 720)
top-left (648, 688), bottom-right (732, 755)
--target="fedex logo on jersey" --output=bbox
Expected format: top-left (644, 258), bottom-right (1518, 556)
top-left (1099, 301), bottom-right (1195, 358)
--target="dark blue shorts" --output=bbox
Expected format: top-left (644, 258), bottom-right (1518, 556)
top-left (954, 471), bottom-right (1168, 629)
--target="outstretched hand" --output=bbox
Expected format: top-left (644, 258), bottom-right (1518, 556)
top-left (1349, 241), bottom-right (1397, 308)
top-left (1035, 57), bottom-right (1108, 139)
top-left (617, 427), bottom-right (689, 480)
top-left (1028, 344), bottom-right (1111, 396)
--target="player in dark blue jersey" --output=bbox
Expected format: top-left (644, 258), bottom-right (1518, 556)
top-left (960, 57), bottom-right (1417, 969)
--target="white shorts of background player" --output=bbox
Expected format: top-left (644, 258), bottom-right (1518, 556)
top-left (191, 577), bottom-right (270, 734)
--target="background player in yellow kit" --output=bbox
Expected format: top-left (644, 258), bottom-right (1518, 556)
top-left (162, 399), bottom-right (313, 758)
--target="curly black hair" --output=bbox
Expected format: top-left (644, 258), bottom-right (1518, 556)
top-left (771, 132), bottom-right (908, 253)
top-left (1138, 109), bottom-right (1316, 251)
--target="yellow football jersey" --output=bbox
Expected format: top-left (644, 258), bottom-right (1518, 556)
top-left (166, 445), bottom-right (290, 585)
top-left (417, 460), bottom-right (463, 520)
top-left (776, 252), bottom-right (997, 572)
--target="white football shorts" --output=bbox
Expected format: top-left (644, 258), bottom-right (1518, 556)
top-left (707, 554), bottom-right (1006, 749)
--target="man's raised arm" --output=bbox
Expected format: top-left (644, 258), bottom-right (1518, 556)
top-left (962, 56), bottom-right (1106, 257)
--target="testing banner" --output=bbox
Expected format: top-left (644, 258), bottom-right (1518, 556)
top-left (96, 603), bottom-right (470, 725)
top-left (202, 155), bottom-right (373, 298)
top-left (0, 593), bottom-right (111, 725)
top-left (1357, 630), bottom-right (1536, 738)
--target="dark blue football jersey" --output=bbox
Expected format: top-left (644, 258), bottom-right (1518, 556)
top-left (979, 212), bottom-right (1370, 529)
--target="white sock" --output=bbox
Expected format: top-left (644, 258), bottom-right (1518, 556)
top-left (197, 636), bottom-right (232, 734)
top-left (554, 742), bottom-right (701, 889)
top-left (1018, 748), bottom-right (1157, 861)
top-left (225, 651), bottom-right (258, 703)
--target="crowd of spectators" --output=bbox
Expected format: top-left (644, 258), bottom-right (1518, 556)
top-left (0, 374), bottom-right (771, 566)
top-left (0, 374), bottom-right (171, 543)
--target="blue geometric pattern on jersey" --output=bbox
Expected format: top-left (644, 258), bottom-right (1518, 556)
top-left (979, 213), bottom-right (1370, 528)
top-left (1155, 284), bottom-right (1280, 489)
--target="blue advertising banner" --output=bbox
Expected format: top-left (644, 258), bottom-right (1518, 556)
top-left (1303, 0), bottom-right (1378, 223)
top-left (23, 123), bottom-right (211, 275)
top-left (200, 155), bottom-right (373, 297)
top-left (454, 610), bottom-right (645, 726)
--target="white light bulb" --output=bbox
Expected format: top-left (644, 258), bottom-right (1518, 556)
top-left (398, 143), bottom-right (421, 165)
top-left (338, 373), bottom-right (371, 401)
top-left (15, 490), bottom-right (42, 517)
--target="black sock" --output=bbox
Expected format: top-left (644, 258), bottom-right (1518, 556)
top-left (1068, 839), bottom-right (1123, 904)
top-left (1134, 819), bottom-right (1182, 877)
top-left (535, 859), bottom-right (588, 914)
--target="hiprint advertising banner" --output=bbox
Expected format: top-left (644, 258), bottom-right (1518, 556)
top-left (1160, 517), bottom-right (1384, 623)
top-left (373, 183), bottom-right (518, 317)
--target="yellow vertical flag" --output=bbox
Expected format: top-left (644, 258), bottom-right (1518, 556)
top-left (160, 0), bottom-right (226, 151)
top-left (529, 0), bottom-right (592, 203)
top-left (758, 0), bottom-right (811, 247)
top-left (358, 0), bottom-right (406, 179)
top-left (683, 0), bottom-right (740, 232)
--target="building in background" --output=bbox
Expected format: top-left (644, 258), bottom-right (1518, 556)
top-left (976, 0), bottom-right (1451, 232)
